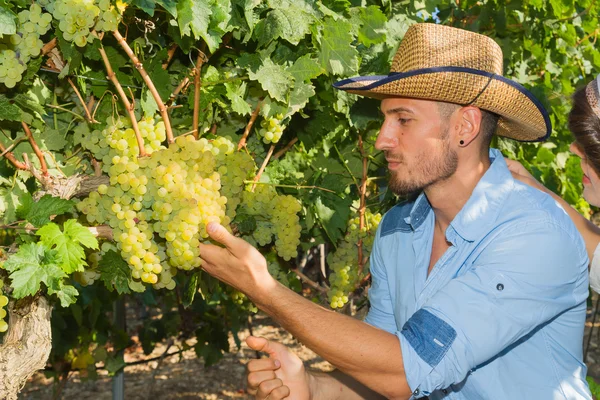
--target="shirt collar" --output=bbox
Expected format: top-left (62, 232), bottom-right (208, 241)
top-left (405, 148), bottom-right (514, 241)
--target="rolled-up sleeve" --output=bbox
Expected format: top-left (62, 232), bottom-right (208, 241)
top-left (365, 224), bottom-right (398, 334)
top-left (399, 220), bottom-right (589, 396)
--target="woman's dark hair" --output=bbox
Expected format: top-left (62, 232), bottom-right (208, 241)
top-left (569, 85), bottom-right (600, 174)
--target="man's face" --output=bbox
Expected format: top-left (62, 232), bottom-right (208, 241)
top-left (376, 98), bottom-right (458, 196)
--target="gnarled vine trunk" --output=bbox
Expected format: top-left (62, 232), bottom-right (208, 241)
top-left (0, 297), bottom-right (53, 400)
top-left (0, 173), bottom-right (109, 399)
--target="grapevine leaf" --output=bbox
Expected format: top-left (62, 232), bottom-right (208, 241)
top-left (20, 58), bottom-right (45, 87)
top-left (133, 0), bottom-right (156, 16)
top-left (0, 94), bottom-right (22, 121)
top-left (225, 81), bottom-right (251, 115)
top-left (288, 55), bottom-right (323, 82)
top-left (13, 93), bottom-right (46, 117)
top-left (0, 178), bottom-right (28, 224)
top-left (156, 0), bottom-right (178, 17)
top-left (182, 271), bottom-right (201, 308)
top-left (0, 5), bottom-right (16, 37)
top-left (248, 59), bottom-right (294, 102)
top-left (358, 6), bottom-right (387, 47)
top-left (105, 355), bottom-right (126, 375)
top-left (254, 7), bottom-right (311, 47)
top-left (177, 0), bottom-right (212, 46)
top-left (49, 283), bottom-right (79, 308)
top-left (287, 83), bottom-right (315, 117)
top-left (314, 194), bottom-right (351, 244)
top-left (22, 195), bottom-right (74, 227)
top-left (15, 191), bottom-right (33, 220)
top-left (98, 250), bottom-right (131, 295)
top-left (317, 18), bottom-right (359, 76)
top-left (38, 220), bottom-right (98, 274)
top-left (4, 243), bottom-right (66, 299)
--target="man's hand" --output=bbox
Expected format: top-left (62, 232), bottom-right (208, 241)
top-left (198, 223), bottom-right (278, 297)
top-left (246, 336), bottom-right (311, 400)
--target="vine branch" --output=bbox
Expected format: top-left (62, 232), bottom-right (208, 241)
top-left (238, 100), bottom-right (262, 151)
top-left (67, 77), bottom-right (95, 123)
top-left (193, 46), bottom-right (208, 139)
top-left (113, 29), bottom-right (174, 143)
top-left (99, 45), bottom-right (146, 157)
top-left (22, 122), bottom-right (48, 176)
top-left (357, 134), bottom-right (368, 276)
top-left (292, 269), bottom-right (328, 294)
top-left (0, 140), bottom-right (26, 171)
top-left (273, 137), bottom-right (298, 160)
top-left (251, 144), bottom-right (275, 192)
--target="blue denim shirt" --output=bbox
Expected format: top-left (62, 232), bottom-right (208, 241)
top-left (365, 149), bottom-right (591, 399)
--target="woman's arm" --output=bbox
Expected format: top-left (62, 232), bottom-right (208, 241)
top-left (505, 158), bottom-right (600, 263)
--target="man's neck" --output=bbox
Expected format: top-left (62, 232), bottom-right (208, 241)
top-left (425, 155), bottom-right (492, 231)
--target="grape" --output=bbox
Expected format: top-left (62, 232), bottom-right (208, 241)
top-left (52, 0), bottom-right (122, 47)
top-left (0, 288), bottom-right (8, 333)
top-left (258, 114), bottom-right (285, 144)
top-left (327, 211), bottom-right (382, 309)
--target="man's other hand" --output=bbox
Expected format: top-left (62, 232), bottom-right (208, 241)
top-left (198, 223), bottom-right (278, 296)
top-left (246, 336), bottom-right (311, 400)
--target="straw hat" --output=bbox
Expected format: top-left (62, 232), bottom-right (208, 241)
top-left (333, 23), bottom-right (551, 142)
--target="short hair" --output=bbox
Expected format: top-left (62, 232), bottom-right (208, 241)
top-left (569, 85), bottom-right (600, 174)
top-left (437, 102), bottom-right (499, 148)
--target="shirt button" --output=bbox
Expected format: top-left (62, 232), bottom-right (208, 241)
top-left (496, 283), bottom-right (504, 291)
top-left (413, 388), bottom-right (420, 396)
top-left (442, 389), bottom-right (449, 394)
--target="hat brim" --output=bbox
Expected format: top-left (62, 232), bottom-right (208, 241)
top-left (333, 66), bottom-right (551, 142)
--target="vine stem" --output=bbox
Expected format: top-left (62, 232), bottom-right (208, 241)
top-left (238, 100), bottom-right (262, 150)
top-left (67, 77), bottom-right (95, 123)
top-left (99, 46), bottom-right (146, 157)
top-left (272, 137), bottom-right (298, 160)
top-left (167, 76), bottom-right (190, 107)
top-left (251, 144), bottom-right (275, 192)
top-left (192, 46), bottom-right (207, 139)
top-left (0, 142), bottom-right (27, 170)
top-left (22, 122), bottom-right (48, 176)
top-left (292, 269), bottom-right (328, 294)
top-left (357, 134), bottom-right (368, 276)
top-left (245, 181), bottom-right (337, 194)
top-left (112, 29), bottom-right (174, 143)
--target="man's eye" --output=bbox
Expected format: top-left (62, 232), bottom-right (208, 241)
top-left (399, 118), bottom-right (411, 125)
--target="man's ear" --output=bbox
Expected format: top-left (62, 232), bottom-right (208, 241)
top-left (455, 106), bottom-right (483, 147)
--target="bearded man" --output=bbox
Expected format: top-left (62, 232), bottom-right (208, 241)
top-left (198, 23), bottom-right (592, 399)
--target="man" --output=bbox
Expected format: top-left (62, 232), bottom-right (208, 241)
top-left (199, 23), bottom-right (592, 399)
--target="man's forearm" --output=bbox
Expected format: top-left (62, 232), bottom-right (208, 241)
top-left (249, 281), bottom-right (411, 400)
top-left (309, 370), bottom-right (387, 400)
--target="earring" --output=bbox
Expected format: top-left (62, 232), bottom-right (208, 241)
top-left (459, 140), bottom-right (465, 145)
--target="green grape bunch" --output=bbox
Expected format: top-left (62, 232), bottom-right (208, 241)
top-left (258, 114), bottom-right (285, 144)
top-left (0, 3), bottom-right (52, 88)
top-left (0, 287), bottom-right (8, 333)
top-left (77, 118), bottom-right (268, 291)
top-left (327, 211), bottom-right (382, 309)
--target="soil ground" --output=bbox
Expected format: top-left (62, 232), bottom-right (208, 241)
top-left (19, 297), bottom-right (600, 400)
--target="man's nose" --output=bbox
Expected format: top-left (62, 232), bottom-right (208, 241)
top-left (374, 123), bottom-right (398, 151)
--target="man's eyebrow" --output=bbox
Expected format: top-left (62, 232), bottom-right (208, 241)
top-left (381, 107), bottom-right (415, 116)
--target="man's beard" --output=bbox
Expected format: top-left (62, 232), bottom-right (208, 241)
top-left (387, 125), bottom-right (458, 197)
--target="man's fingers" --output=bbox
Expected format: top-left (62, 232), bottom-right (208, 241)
top-left (247, 370), bottom-right (277, 389)
top-left (247, 358), bottom-right (280, 373)
top-left (206, 222), bottom-right (240, 249)
top-left (267, 385), bottom-right (291, 400)
top-left (246, 336), bottom-right (287, 358)
top-left (256, 378), bottom-right (285, 400)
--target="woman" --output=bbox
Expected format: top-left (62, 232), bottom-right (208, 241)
top-left (507, 76), bottom-right (600, 293)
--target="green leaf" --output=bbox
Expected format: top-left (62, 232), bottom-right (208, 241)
top-left (98, 250), bottom-right (131, 295)
top-left (248, 59), bottom-right (294, 102)
top-left (318, 17), bottom-right (359, 76)
top-left (254, 3), bottom-right (313, 47)
top-left (225, 81), bottom-right (251, 115)
top-left (105, 354), bottom-right (126, 375)
top-left (0, 178), bottom-right (28, 224)
top-left (177, 0), bottom-right (223, 51)
top-left (358, 6), bottom-right (387, 47)
top-left (50, 283), bottom-right (79, 307)
top-left (314, 194), bottom-right (351, 244)
top-left (0, 94), bottom-right (22, 121)
top-left (38, 220), bottom-right (98, 273)
top-left (156, 0), bottom-right (178, 17)
top-left (13, 93), bottom-right (46, 117)
top-left (0, 6), bottom-right (16, 37)
top-left (4, 243), bottom-right (66, 299)
top-left (288, 55), bottom-right (323, 83)
top-left (182, 271), bottom-right (200, 308)
top-left (286, 82), bottom-right (315, 117)
top-left (22, 195), bottom-right (74, 227)
top-left (133, 0), bottom-right (156, 16)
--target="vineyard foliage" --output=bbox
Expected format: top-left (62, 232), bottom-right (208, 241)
top-left (0, 0), bottom-right (597, 382)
